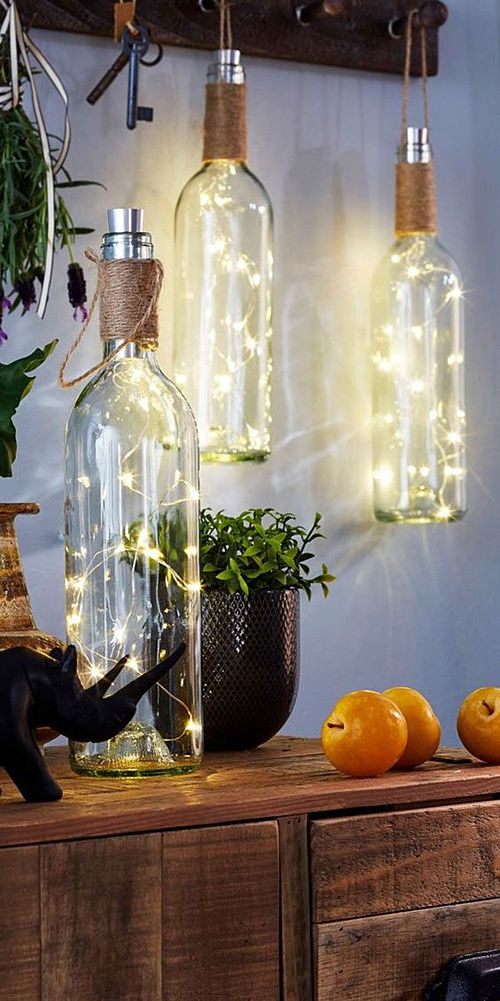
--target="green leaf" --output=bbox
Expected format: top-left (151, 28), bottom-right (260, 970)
top-left (0, 340), bottom-right (58, 477)
top-left (215, 569), bottom-right (235, 581)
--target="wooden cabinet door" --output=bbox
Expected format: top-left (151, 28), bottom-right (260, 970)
top-left (40, 833), bottom-right (162, 1001)
top-left (0, 846), bottom-right (40, 1001)
top-left (163, 821), bottom-right (280, 1001)
top-left (316, 898), bottom-right (500, 1001)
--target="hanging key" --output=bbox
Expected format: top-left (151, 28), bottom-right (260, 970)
top-left (121, 24), bottom-right (153, 130)
top-left (86, 51), bottom-right (129, 106)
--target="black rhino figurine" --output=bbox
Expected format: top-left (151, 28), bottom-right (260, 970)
top-left (0, 641), bottom-right (185, 802)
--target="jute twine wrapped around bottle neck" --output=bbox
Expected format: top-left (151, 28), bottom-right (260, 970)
top-left (395, 13), bottom-right (437, 237)
top-left (395, 162), bottom-right (436, 235)
top-left (203, 83), bottom-right (247, 163)
top-left (202, 0), bottom-right (247, 163)
top-left (58, 248), bottom-right (164, 390)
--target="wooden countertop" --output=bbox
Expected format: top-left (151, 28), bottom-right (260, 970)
top-left (0, 738), bottom-right (500, 847)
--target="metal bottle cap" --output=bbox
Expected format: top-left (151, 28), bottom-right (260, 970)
top-left (397, 127), bottom-right (433, 164)
top-left (102, 208), bottom-right (152, 260)
top-left (207, 48), bottom-right (245, 84)
top-left (106, 207), bottom-right (144, 234)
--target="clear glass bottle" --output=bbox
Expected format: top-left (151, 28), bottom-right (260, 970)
top-left (372, 128), bottom-right (466, 523)
top-left (65, 208), bottom-right (202, 776)
top-left (174, 49), bottom-right (273, 462)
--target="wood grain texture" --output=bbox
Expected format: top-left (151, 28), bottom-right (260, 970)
top-left (316, 898), bottom-right (500, 1001)
top-left (0, 846), bottom-right (40, 1001)
top-left (17, 0), bottom-right (439, 75)
top-left (279, 815), bottom-right (313, 1001)
top-left (163, 821), bottom-right (280, 1001)
top-left (1, 740), bottom-right (499, 848)
top-left (41, 834), bottom-right (162, 1001)
top-left (312, 799), bottom-right (500, 922)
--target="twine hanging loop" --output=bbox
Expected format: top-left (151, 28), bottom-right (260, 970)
top-left (59, 249), bottom-right (164, 390)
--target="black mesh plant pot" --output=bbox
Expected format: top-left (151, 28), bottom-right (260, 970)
top-left (201, 589), bottom-right (300, 751)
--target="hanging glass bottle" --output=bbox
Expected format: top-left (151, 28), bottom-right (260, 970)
top-left (174, 48), bottom-right (273, 463)
top-left (371, 20), bottom-right (466, 524)
top-left (64, 208), bottom-right (202, 776)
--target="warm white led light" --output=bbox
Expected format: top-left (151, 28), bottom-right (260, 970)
top-left (373, 466), bottom-right (393, 487)
top-left (410, 379), bottom-right (425, 394)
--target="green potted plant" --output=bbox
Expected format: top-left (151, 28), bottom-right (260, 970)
top-left (200, 508), bottom-right (335, 750)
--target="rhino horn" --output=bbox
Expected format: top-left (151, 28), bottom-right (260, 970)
top-left (86, 655), bottom-right (129, 699)
top-left (60, 645), bottom-right (77, 676)
top-left (111, 642), bottom-right (186, 706)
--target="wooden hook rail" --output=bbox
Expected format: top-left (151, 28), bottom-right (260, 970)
top-left (18, 0), bottom-right (446, 76)
top-left (297, 0), bottom-right (448, 30)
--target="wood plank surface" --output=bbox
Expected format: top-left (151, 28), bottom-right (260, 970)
top-left (162, 822), bottom-right (280, 1001)
top-left (279, 815), bottom-right (313, 1001)
top-left (18, 0), bottom-right (439, 76)
top-left (312, 799), bottom-right (500, 922)
top-left (0, 740), bottom-right (499, 848)
top-left (41, 834), bottom-right (162, 1001)
top-left (316, 898), bottom-right (500, 1001)
top-left (0, 846), bottom-right (40, 1001)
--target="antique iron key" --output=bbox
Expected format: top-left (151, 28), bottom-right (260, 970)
top-left (122, 24), bottom-right (153, 130)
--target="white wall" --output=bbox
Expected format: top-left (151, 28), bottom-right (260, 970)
top-left (2, 1), bottom-right (499, 743)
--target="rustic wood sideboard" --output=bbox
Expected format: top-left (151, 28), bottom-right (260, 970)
top-left (1, 737), bottom-right (500, 1001)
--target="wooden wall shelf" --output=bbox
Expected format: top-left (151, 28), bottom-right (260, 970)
top-left (18, 0), bottom-right (447, 76)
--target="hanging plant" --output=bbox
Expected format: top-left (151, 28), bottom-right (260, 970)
top-left (0, 4), bottom-right (99, 334)
top-left (0, 1), bottom-right (101, 475)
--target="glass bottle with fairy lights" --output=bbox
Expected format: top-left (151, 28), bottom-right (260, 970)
top-left (371, 127), bottom-right (465, 524)
top-left (372, 15), bottom-right (466, 524)
top-left (173, 48), bottom-right (273, 463)
top-left (64, 208), bottom-right (202, 776)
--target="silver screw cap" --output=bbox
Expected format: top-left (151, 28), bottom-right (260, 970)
top-left (106, 208), bottom-right (145, 234)
top-left (207, 49), bottom-right (245, 84)
top-left (398, 127), bottom-right (433, 164)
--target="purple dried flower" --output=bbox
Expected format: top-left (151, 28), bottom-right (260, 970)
top-left (15, 277), bottom-right (37, 315)
top-left (73, 304), bottom-right (89, 322)
top-left (0, 287), bottom-right (8, 344)
top-left (67, 262), bottom-right (88, 319)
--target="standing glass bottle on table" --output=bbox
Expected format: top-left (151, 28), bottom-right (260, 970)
top-left (174, 49), bottom-right (273, 462)
top-left (371, 127), bottom-right (466, 523)
top-left (64, 208), bottom-right (202, 776)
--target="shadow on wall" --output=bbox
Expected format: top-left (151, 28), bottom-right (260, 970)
top-left (273, 142), bottom-right (386, 575)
